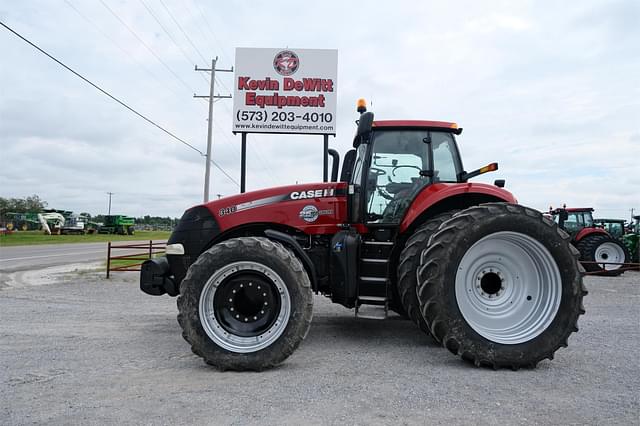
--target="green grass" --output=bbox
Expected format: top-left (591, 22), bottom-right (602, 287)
top-left (0, 230), bottom-right (171, 247)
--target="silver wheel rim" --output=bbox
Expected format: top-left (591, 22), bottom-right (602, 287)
top-left (595, 242), bottom-right (625, 270)
top-left (455, 231), bottom-right (562, 345)
top-left (199, 261), bottom-right (291, 353)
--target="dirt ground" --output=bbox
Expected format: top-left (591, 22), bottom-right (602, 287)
top-left (1, 266), bottom-right (639, 425)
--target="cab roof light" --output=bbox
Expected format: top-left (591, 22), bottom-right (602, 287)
top-left (356, 98), bottom-right (367, 114)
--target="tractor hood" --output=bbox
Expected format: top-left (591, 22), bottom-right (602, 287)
top-left (201, 181), bottom-right (348, 235)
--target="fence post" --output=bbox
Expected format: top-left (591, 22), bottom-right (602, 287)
top-left (149, 240), bottom-right (153, 259)
top-left (106, 241), bottom-right (111, 279)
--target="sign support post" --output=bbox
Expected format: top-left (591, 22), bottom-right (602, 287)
top-left (323, 134), bottom-right (329, 182)
top-left (241, 132), bottom-right (247, 193)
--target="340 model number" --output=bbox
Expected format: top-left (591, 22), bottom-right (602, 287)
top-left (218, 206), bottom-right (237, 216)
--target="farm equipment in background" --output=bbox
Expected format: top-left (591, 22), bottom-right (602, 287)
top-left (98, 215), bottom-right (135, 235)
top-left (140, 100), bottom-right (587, 371)
top-left (623, 215), bottom-right (639, 264)
top-left (550, 207), bottom-right (630, 275)
top-left (37, 212), bottom-right (66, 235)
top-left (61, 213), bottom-right (90, 235)
top-left (593, 218), bottom-right (627, 239)
top-left (5, 212), bottom-right (41, 231)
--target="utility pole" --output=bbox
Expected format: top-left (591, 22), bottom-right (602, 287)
top-left (106, 192), bottom-right (114, 215)
top-left (194, 57), bottom-right (233, 203)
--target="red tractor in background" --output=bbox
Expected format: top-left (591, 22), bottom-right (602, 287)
top-left (141, 101), bottom-right (586, 371)
top-left (549, 207), bottom-right (630, 276)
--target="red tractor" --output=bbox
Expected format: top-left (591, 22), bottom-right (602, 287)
top-left (141, 102), bottom-right (586, 371)
top-left (549, 207), bottom-right (630, 276)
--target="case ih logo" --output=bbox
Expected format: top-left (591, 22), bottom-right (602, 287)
top-left (273, 50), bottom-right (299, 76)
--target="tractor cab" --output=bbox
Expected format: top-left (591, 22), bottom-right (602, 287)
top-left (341, 102), bottom-right (496, 228)
top-left (549, 207), bottom-right (599, 239)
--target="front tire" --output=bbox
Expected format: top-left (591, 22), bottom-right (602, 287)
top-left (417, 203), bottom-right (586, 369)
top-left (177, 237), bottom-right (313, 371)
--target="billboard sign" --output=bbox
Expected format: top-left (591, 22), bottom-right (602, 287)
top-left (232, 48), bottom-right (337, 135)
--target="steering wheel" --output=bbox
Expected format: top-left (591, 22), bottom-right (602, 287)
top-left (392, 165), bottom-right (422, 176)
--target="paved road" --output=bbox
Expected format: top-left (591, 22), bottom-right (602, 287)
top-left (0, 242), bottom-right (162, 272)
top-left (1, 269), bottom-right (638, 425)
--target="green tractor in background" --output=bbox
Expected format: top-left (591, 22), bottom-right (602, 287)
top-left (98, 215), bottom-right (135, 235)
top-left (593, 218), bottom-right (627, 239)
top-left (623, 216), bottom-right (639, 265)
top-left (4, 212), bottom-right (41, 231)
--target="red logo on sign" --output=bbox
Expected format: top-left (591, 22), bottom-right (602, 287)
top-left (273, 50), bottom-right (299, 76)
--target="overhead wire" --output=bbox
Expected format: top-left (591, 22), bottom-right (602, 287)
top-left (179, 0), bottom-right (215, 54)
top-left (217, 101), bottom-right (284, 185)
top-left (63, 0), bottom-right (184, 99)
top-left (98, 0), bottom-right (199, 94)
top-left (154, 0), bottom-right (275, 187)
top-left (191, 0), bottom-right (234, 62)
top-left (158, 0), bottom-right (208, 65)
top-left (138, 0), bottom-right (206, 85)
top-left (0, 20), bottom-right (239, 188)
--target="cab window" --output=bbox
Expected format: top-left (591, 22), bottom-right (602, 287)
top-left (365, 130), bottom-right (430, 223)
top-left (431, 132), bottom-right (459, 182)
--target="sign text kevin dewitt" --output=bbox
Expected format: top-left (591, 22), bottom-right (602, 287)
top-left (232, 48), bottom-right (338, 135)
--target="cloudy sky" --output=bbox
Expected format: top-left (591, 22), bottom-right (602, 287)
top-left (1, 0), bottom-right (638, 219)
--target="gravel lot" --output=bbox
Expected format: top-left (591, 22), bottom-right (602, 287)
top-left (1, 266), bottom-right (639, 425)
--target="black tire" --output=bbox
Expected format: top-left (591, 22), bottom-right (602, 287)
top-left (127, 226), bottom-right (135, 236)
top-left (417, 203), bottom-right (587, 369)
top-left (577, 234), bottom-right (630, 276)
top-left (177, 237), bottom-right (313, 371)
top-left (397, 211), bottom-right (458, 333)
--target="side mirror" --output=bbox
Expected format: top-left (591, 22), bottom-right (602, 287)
top-left (459, 162), bottom-right (498, 181)
top-left (559, 210), bottom-right (569, 221)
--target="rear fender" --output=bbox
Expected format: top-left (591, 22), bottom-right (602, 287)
top-left (399, 183), bottom-right (518, 233)
top-left (575, 227), bottom-right (609, 242)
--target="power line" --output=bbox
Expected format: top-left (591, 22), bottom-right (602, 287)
top-left (179, 0), bottom-right (216, 54)
top-left (98, 0), bottom-right (198, 94)
top-left (218, 101), bottom-right (283, 185)
top-left (191, 0), bottom-right (233, 62)
top-left (63, 0), bottom-right (184, 99)
top-left (158, 0), bottom-right (208, 64)
top-left (0, 20), bottom-right (239, 188)
top-left (138, 0), bottom-right (208, 86)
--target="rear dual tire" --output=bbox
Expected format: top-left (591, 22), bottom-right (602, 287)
top-left (177, 237), bottom-right (313, 371)
top-left (577, 234), bottom-right (630, 276)
top-left (397, 211), bottom-right (458, 333)
top-left (417, 203), bottom-right (586, 369)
